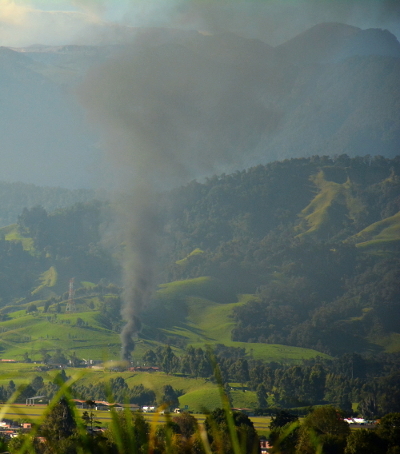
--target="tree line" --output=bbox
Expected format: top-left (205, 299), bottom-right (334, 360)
top-left (140, 345), bottom-right (400, 416)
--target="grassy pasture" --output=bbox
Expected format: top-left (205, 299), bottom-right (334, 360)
top-left (175, 248), bottom-right (204, 265)
top-left (371, 332), bottom-right (400, 353)
top-left (0, 309), bottom-right (121, 361)
top-left (296, 171), bottom-right (363, 238)
top-left (0, 276), bottom-right (329, 375)
top-left (31, 267), bottom-right (58, 296)
top-left (157, 290), bottom-right (330, 363)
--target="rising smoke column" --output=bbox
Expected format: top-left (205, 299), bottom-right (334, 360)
top-left (119, 188), bottom-right (161, 361)
top-left (78, 31), bottom-right (276, 360)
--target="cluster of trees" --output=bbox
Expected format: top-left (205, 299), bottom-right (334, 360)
top-left (231, 255), bottom-right (400, 355)
top-left (0, 200), bottom-right (119, 309)
top-left (0, 181), bottom-right (95, 227)
top-left (16, 201), bottom-right (117, 284)
top-left (15, 372), bottom-right (182, 410)
top-left (0, 380), bottom-right (25, 403)
top-left (0, 237), bottom-right (43, 305)
top-left (140, 346), bottom-right (400, 416)
top-left (11, 344), bottom-right (400, 417)
top-left (72, 377), bottom-right (157, 407)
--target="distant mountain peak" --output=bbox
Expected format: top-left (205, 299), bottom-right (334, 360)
top-left (276, 22), bottom-right (360, 62)
top-left (341, 27), bottom-right (400, 59)
top-left (276, 22), bottom-right (400, 65)
top-left (294, 22), bottom-right (361, 41)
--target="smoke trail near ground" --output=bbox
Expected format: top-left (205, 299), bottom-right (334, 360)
top-left (119, 188), bottom-right (160, 361)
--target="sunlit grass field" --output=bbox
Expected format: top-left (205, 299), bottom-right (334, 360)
top-left (0, 309), bottom-right (121, 361)
top-left (0, 276), bottom-right (330, 363)
top-left (157, 288), bottom-right (330, 363)
top-left (0, 364), bottom-right (258, 415)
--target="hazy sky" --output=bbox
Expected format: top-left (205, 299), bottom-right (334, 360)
top-left (1, 0), bottom-right (400, 47)
top-left (1, 0), bottom-right (399, 189)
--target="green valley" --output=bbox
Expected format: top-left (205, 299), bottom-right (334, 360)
top-left (0, 156), bottom-right (399, 416)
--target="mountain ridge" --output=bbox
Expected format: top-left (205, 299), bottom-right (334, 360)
top-left (1, 22), bottom-right (400, 187)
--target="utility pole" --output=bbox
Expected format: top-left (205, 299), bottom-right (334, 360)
top-left (65, 278), bottom-right (76, 312)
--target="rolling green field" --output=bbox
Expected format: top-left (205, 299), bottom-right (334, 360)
top-left (0, 276), bottom-right (330, 364)
top-left (0, 270), bottom-right (330, 415)
top-left (146, 279), bottom-right (330, 363)
top-left (0, 309), bottom-right (121, 361)
top-left (0, 363), bottom-right (260, 415)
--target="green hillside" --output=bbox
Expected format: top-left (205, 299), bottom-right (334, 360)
top-left (0, 156), bottom-right (399, 363)
top-left (353, 210), bottom-right (400, 252)
top-left (0, 308), bottom-right (121, 361)
top-left (0, 156), bottom-right (399, 416)
top-left (0, 277), bottom-right (327, 364)
top-left (152, 288), bottom-right (327, 363)
top-left (296, 169), bottom-right (364, 239)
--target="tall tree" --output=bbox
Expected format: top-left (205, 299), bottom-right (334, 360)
top-left (41, 397), bottom-right (76, 440)
top-left (295, 406), bottom-right (350, 454)
top-left (344, 429), bottom-right (386, 454)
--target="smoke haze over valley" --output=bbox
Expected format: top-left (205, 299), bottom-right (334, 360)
top-left (0, 0), bottom-right (399, 188)
top-left (0, 1), bottom-right (400, 362)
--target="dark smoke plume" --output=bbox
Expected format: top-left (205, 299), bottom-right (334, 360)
top-left (78, 34), bottom-right (277, 359)
top-left (119, 189), bottom-right (160, 361)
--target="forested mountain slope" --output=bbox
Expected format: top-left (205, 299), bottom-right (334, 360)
top-left (158, 155), bottom-right (400, 355)
top-left (0, 156), bottom-right (399, 358)
top-left (0, 181), bottom-right (96, 227)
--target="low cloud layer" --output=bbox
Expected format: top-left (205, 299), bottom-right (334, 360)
top-left (1, 0), bottom-right (399, 47)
